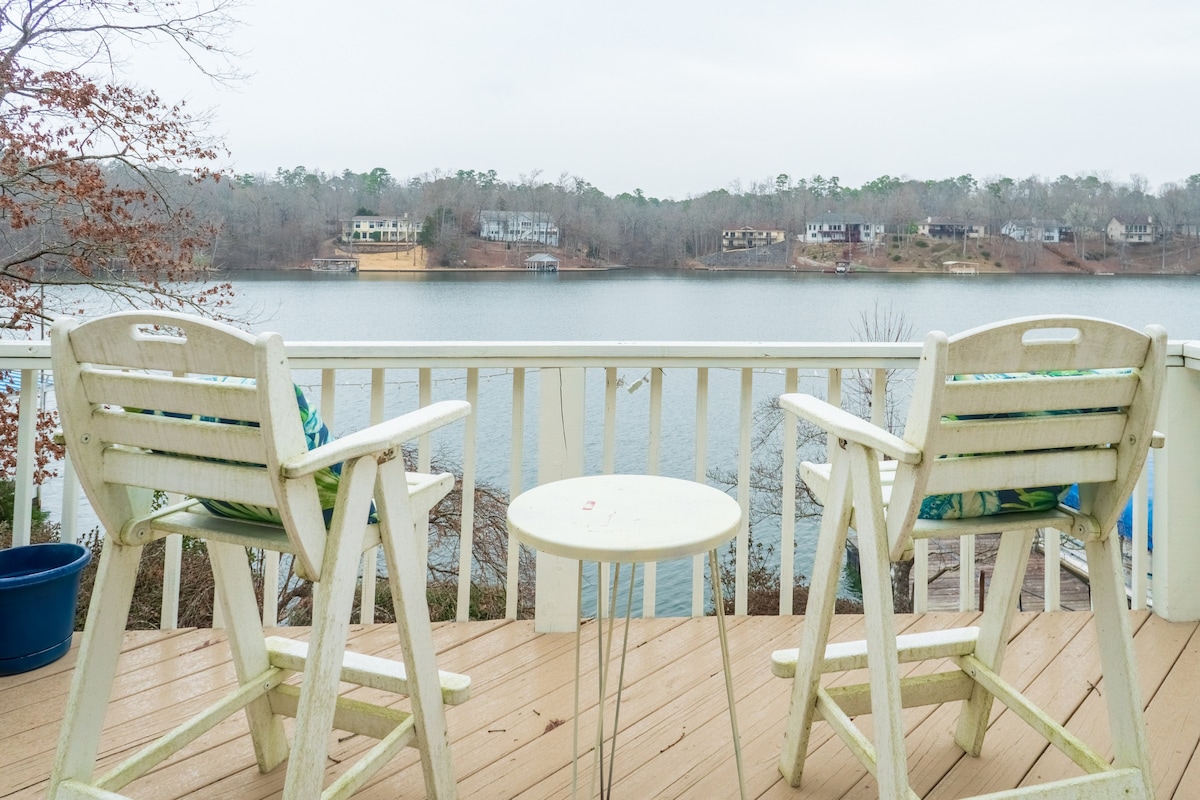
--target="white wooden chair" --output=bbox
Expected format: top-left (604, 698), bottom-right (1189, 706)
top-left (48, 311), bottom-right (472, 800)
top-left (771, 316), bottom-right (1165, 799)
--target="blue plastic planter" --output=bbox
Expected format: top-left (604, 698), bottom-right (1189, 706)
top-left (0, 543), bottom-right (91, 675)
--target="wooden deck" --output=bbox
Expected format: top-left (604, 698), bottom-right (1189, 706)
top-left (4, 611), bottom-right (1199, 799)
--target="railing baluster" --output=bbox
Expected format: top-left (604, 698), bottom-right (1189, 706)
top-left (262, 545), bottom-right (279, 627)
top-left (1044, 530), bottom-right (1061, 611)
top-left (871, 368), bottom-right (887, 429)
top-left (320, 368), bottom-right (336, 429)
top-left (418, 368), bottom-right (432, 474)
top-left (780, 368), bottom-right (798, 615)
top-left (161, 532), bottom-right (182, 630)
top-left (506, 368), bottom-right (526, 620)
top-left (359, 368), bottom-right (386, 625)
top-left (959, 535), bottom-right (976, 612)
top-left (13, 369), bottom-right (38, 547)
top-left (456, 369), bottom-right (480, 622)
top-left (735, 368), bottom-right (752, 615)
top-left (600, 367), bottom-right (618, 619)
top-left (692, 368), bottom-right (709, 617)
top-left (643, 367), bottom-right (663, 618)
top-left (1131, 462), bottom-right (1150, 611)
top-left (913, 539), bottom-right (929, 613)
top-left (60, 451), bottom-right (79, 545)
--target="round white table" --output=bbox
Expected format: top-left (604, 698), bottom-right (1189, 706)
top-left (507, 474), bottom-right (746, 799)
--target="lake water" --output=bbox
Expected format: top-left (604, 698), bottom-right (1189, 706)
top-left (40, 269), bottom-right (1200, 615)
top-left (223, 268), bottom-right (1200, 342)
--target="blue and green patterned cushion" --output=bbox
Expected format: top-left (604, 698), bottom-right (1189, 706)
top-left (917, 369), bottom-right (1123, 521)
top-left (130, 378), bottom-right (365, 526)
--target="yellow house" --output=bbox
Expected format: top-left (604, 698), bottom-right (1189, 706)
top-left (721, 225), bottom-right (785, 251)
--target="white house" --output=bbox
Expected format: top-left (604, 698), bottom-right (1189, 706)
top-left (1107, 216), bottom-right (1159, 243)
top-left (1001, 220), bottom-right (1068, 243)
top-left (478, 211), bottom-right (560, 246)
top-left (342, 214), bottom-right (422, 243)
top-left (802, 213), bottom-right (885, 244)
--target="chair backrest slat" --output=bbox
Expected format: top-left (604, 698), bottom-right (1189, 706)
top-left (92, 408), bottom-right (269, 465)
top-left (81, 370), bottom-right (263, 424)
top-left (940, 371), bottom-right (1138, 418)
top-left (923, 448), bottom-right (1118, 497)
top-left (944, 317), bottom-right (1152, 374)
top-left (930, 411), bottom-right (1128, 461)
top-left (67, 316), bottom-right (260, 378)
top-left (102, 450), bottom-right (279, 509)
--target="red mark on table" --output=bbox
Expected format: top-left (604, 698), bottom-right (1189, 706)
top-left (582, 500), bottom-right (595, 510)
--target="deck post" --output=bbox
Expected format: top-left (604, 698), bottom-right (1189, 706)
top-left (533, 367), bottom-right (586, 632)
top-left (1152, 358), bottom-right (1200, 621)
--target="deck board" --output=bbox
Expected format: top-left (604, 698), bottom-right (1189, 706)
top-left (3, 612), bottom-right (1198, 800)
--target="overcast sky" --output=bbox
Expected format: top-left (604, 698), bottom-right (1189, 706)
top-left (126, 0), bottom-right (1200, 199)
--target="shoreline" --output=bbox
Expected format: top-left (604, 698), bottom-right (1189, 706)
top-left (285, 264), bottom-right (1199, 277)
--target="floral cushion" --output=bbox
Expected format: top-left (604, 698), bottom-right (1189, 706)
top-left (130, 378), bottom-right (363, 526)
top-left (917, 369), bottom-right (1124, 521)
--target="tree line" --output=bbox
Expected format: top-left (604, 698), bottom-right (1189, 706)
top-left (187, 167), bottom-right (1200, 270)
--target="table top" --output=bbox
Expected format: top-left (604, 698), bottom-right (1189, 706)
top-left (506, 474), bottom-right (742, 562)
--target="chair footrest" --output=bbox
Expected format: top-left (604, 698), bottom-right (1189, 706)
top-left (265, 636), bottom-right (471, 705)
top-left (771, 626), bottom-right (980, 678)
top-left (268, 683), bottom-right (417, 741)
top-left (822, 670), bottom-right (975, 718)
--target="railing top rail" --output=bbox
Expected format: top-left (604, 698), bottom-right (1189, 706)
top-left (1, 338), bottom-right (1191, 369)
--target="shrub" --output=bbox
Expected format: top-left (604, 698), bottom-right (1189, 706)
top-left (891, 254), bottom-right (902, 262)
top-left (995, 261), bottom-right (1002, 267)
top-left (914, 239), bottom-right (928, 248)
top-left (980, 250), bottom-right (991, 258)
top-left (0, 480), bottom-right (49, 526)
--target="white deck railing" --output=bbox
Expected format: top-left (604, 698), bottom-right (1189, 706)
top-left (3, 339), bottom-right (1195, 631)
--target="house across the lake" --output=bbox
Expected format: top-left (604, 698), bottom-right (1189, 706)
top-left (1001, 219), bottom-right (1070, 243)
top-left (918, 217), bottom-right (987, 239)
top-left (524, 253), bottom-right (559, 271)
top-left (1107, 215), bottom-right (1160, 243)
top-left (721, 226), bottom-right (786, 251)
top-left (341, 214), bottom-right (422, 243)
top-left (478, 211), bottom-right (560, 246)
top-left (801, 213), bottom-right (885, 244)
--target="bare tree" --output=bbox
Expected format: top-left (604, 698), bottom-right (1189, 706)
top-left (0, 0), bottom-right (242, 329)
top-left (0, 1), bottom-right (244, 492)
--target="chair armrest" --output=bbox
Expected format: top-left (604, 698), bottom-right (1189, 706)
top-left (281, 400), bottom-right (471, 478)
top-left (780, 393), bottom-right (921, 465)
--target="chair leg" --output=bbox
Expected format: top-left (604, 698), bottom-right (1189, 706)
top-left (283, 455), bottom-right (378, 800)
top-left (846, 443), bottom-right (912, 800)
top-left (208, 540), bottom-right (290, 772)
top-left (954, 528), bottom-right (1034, 756)
top-left (49, 541), bottom-right (142, 797)
top-left (1086, 534), bottom-right (1155, 797)
top-left (376, 456), bottom-right (458, 800)
top-left (780, 453), bottom-right (853, 787)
